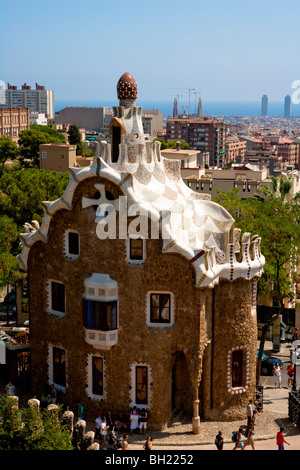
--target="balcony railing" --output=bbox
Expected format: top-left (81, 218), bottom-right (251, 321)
top-left (84, 328), bottom-right (118, 350)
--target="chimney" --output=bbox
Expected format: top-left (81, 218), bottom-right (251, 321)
top-left (176, 141), bottom-right (180, 151)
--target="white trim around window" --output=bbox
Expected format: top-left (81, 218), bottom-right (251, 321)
top-left (86, 354), bottom-right (106, 401)
top-left (129, 362), bottom-right (152, 409)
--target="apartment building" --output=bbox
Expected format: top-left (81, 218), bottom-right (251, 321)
top-left (142, 109), bottom-right (163, 136)
top-left (1, 83), bottom-right (54, 119)
top-left (225, 136), bottom-right (246, 164)
top-left (0, 107), bottom-right (30, 143)
top-left (166, 117), bottom-right (227, 167)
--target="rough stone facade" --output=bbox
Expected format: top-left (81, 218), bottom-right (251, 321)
top-left (18, 73), bottom-right (264, 431)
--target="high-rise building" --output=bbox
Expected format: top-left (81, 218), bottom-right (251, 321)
top-left (284, 95), bottom-right (291, 118)
top-left (261, 94), bottom-right (268, 116)
top-left (0, 82), bottom-right (55, 119)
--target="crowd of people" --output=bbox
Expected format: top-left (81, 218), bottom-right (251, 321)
top-left (215, 398), bottom-right (292, 451)
top-left (91, 405), bottom-right (151, 450)
top-left (215, 399), bottom-right (264, 450)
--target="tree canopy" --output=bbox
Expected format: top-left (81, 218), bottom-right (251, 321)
top-left (0, 136), bottom-right (18, 175)
top-left (18, 125), bottom-right (66, 168)
top-left (215, 181), bottom-right (300, 384)
top-left (153, 138), bottom-right (190, 150)
top-left (0, 168), bottom-right (69, 286)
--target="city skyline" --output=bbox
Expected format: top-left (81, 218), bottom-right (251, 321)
top-left (1, 0), bottom-right (300, 105)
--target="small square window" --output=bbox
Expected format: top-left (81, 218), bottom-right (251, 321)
top-left (130, 238), bottom-right (143, 260)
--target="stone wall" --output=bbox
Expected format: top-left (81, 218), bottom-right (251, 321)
top-left (27, 175), bottom-right (257, 429)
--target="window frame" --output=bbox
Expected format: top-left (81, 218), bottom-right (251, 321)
top-left (150, 293), bottom-right (171, 324)
top-left (49, 280), bottom-right (66, 317)
top-left (86, 354), bottom-right (106, 400)
top-left (63, 229), bottom-right (80, 260)
top-left (126, 238), bottom-right (146, 265)
top-left (146, 291), bottom-right (174, 328)
top-left (135, 365), bottom-right (148, 405)
top-left (130, 363), bottom-right (151, 409)
top-left (83, 298), bottom-right (118, 331)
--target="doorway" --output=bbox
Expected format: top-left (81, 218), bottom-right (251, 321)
top-left (171, 351), bottom-right (193, 414)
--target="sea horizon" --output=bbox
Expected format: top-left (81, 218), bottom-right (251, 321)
top-left (54, 99), bottom-right (300, 118)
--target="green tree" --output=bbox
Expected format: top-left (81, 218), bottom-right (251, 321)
top-left (18, 126), bottom-right (66, 168)
top-left (67, 124), bottom-right (83, 155)
top-left (0, 168), bottom-right (69, 228)
top-left (0, 394), bottom-right (73, 450)
top-left (0, 136), bottom-right (18, 175)
top-left (153, 138), bottom-right (190, 150)
top-left (0, 215), bottom-right (20, 288)
top-left (215, 185), bottom-right (300, 384)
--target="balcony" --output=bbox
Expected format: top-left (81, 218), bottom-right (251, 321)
top-left (83, 273), bottom-right (119, 350)
top-left (85, 328), bottom-right (118, 350)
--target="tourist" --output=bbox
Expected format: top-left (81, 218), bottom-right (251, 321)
top-left (272, 363), bottom-right (282, 388)
top-left (115, 412), bottom-right (127, 434)
top-left (214, 430), bottom-right (224, 450)
top-left (252, 406), bottom-right (263, 424)
top-left (244, 422), bottom-right (255, 450)
top-left (107, 410), bottom-right (114, 431)
top-left (129, 406), bottom-right (139, 434)
top-left (76, 400), bottom-right (84, 420)
top-left (144, 435), bottom-right (153, 451)
top-left (122, 434), bottom-right (131, 450)
top-left (100, 416), bottom-right (110, 442)
top-left (292, 328), bottom-right (298, 342)
top-left (139, 408), bottom-right (148, 434)
top-left (246, 399), bottom-right (254, 426)
top-left (287, 361), bottom-right (294, 388)
top-left (94, 412), bottom-right (102, 441)
top-left (233, 427), bottom-right (244, 450)
top-left (276, 427), bottom-right (290, 450)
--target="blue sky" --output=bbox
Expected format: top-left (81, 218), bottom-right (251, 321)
top-left (1, 0), bottom-right (300, 103)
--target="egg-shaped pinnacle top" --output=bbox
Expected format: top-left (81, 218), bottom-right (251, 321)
top-left (117, 72), bottom-right (138, 101)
